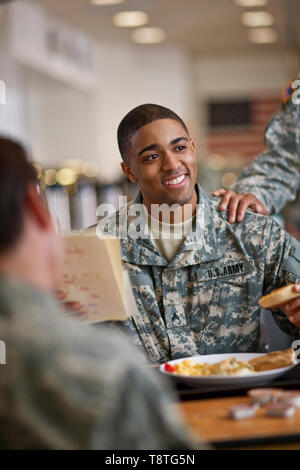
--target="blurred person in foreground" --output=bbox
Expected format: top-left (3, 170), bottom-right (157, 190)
top-left (0, 137), bottom-right (200, 450)
top-left (213, 82), bottom-right (300, 223)
top-left (99, 103), bottom-right (300, 365)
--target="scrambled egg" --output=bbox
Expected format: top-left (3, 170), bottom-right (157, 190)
top-left (173, 357), bottom-right (255, 377)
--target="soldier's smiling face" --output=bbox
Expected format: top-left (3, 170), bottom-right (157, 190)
top-left (121, 119), bottom-right (198, 211)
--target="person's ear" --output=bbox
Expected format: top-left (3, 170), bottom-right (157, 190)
top-left (25, 184), bottom-right (52, 230)
top-left (121, 162), bottom-right (138, 184)
top-left (190, 138), bottom-right (196, 153)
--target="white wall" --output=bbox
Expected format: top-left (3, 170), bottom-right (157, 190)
top-left (21, 44), bottom-right (197, 183)
top-left (93, 44), bottom-right (197, 182)
top-left (0, 53), bottom-right (28, 144)
top-left (0, 0), bottom-right (198, 182)
top-left (1, 0), bottom-right (293, 185)
top-left (195, 50), bottom-right (290, 99)
top-left (24, 71), bottom-right (100, 167)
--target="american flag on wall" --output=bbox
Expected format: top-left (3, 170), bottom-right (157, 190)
top-left (207, 94), bottom-right (281, 160)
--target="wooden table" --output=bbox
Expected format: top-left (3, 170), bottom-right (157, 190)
top-left (178, 393), bottom-right (300, 449)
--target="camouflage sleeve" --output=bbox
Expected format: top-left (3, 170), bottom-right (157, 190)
top-left (93, 318), bottom-right (152, 361)
top-left (19, 316), bottom-right (200, 449)
top-left (263, 219), bottom-right (300, 337)
top-left (92, 362), bottom-right (206, 450)
top-left (232, 101), bottom-right (300, 214)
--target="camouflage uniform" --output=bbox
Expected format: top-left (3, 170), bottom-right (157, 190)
top-left (232, 99), bottom-right (300, 214)
top-left (0, 275), bottom-right (199, 450)
top-left (101, 184), bottom-right (300, 365)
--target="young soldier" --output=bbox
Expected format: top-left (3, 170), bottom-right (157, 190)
top-left (100, 103), bottom-right (300, 365)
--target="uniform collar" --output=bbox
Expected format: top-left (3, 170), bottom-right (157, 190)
top-left (121, 184), bottom-right (226, 268)
top-left (121, 190), bottom-right (167, 266)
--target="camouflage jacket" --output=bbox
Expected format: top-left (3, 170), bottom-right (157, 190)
top-left (0, 275), bottom-right (198, 449)
top-left (232, 99), bottom-right (300, 214)
top-left (100, 184), bottom-right (300, 365)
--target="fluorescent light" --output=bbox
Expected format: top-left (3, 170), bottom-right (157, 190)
top-left (248, 27), bottom-right (278, 43)
top-left (113, 11), bottom-right (149, 28)
top-left (132, 27), bottom-right (165, 44)
top-left (242, 11), bottom-right (274, 27)
top-left (235, 0), bottom-right (268, 7)
top-left (56, 168), bottom-right (77, 186)
top-left (90, 0), bottom-right (124, 5)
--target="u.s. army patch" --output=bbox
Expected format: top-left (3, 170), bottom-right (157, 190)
top-left (196, 259), bottom-right (253, 282)
top-left (207, 262), bottom-right (245, 279)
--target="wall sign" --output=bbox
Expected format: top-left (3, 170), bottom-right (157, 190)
top-left (7, 0), bottom-right (98, 91)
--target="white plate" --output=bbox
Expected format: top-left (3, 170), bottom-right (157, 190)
top-left (159, 353), bottom-right (296, 387)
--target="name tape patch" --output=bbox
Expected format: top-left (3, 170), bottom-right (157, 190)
top-left (196, 260), bottom-right (253, 282)
top-left (208, 262), bottom-right (245, 279)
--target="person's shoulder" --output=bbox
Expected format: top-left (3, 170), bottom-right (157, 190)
top-left (210, 194), bottom-right (282, 240)
top-left (205, 191), bottom-right (268, 224)
top-left (64, 322), bottom-right (166, 398)
top-left (17, 290), bottom-right (141, 370)
top-left (62, 315), bottom-right (143, 362)
top-left (219, 210), bottom-right (289, 259)
top-left (219, 204), bottom-right (270, 225)
top-left (35, 308), bottom-right (149, 385)
top-left (266, 96), bottom-right (299, 135)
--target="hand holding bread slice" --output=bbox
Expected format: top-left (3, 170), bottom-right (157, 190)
top-left (259, 283), bottom-right (300, 309)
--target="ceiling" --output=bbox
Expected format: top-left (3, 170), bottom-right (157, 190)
top-left (31, 0), bottom-right (300, 54)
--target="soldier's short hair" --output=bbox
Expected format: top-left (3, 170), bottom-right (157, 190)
top-left (0, 137), bottom-right (37, 254)
top-left (117, 104), bottom-right (189, 162)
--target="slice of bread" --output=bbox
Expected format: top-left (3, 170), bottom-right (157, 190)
top-left (259, 284), bottom-right (300, 309)
top-left (248, 348), bottom-right (296, 372)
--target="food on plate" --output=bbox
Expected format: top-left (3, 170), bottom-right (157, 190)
top-left (165, 357), bottom-right (255, 377)
top-left (164, 362), bottom-right (175, 373)
top-left (163, 348), bottom-right (297, 377)
top-left (259, 284), bottom-right (300, 309)
top-left (228, 404), bottom-right (257, 420)
top-left (248, 348), bottom-right (296, 372)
